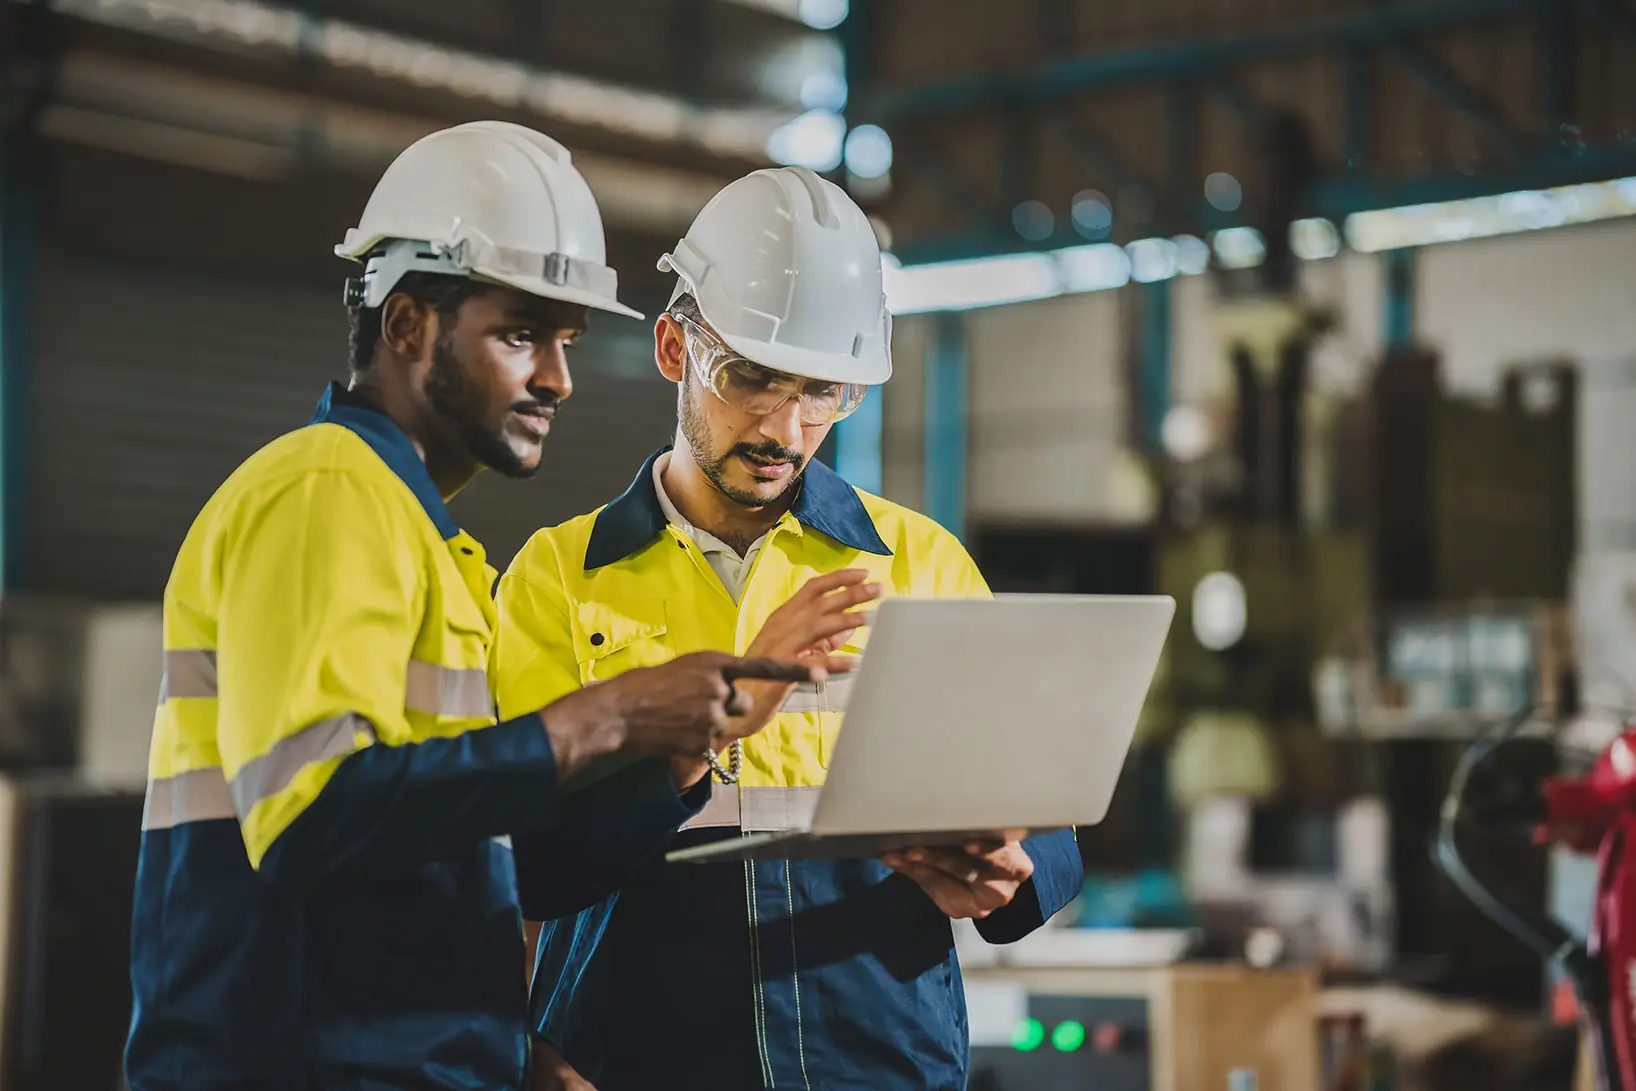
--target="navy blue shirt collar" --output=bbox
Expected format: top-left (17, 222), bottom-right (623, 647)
top-left (309, 382), bottom-right (462, 541)
top-left (584, 447), bottom-right (891, 570)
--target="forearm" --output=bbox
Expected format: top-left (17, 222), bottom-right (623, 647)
top-left (257, 713), bottom-right (564, 882)
top-left (974, 829), bottom-right (1083, 944)
top-left (514, 757), bottom-right (709, 919)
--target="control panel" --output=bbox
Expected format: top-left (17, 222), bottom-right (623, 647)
top-left (968, 994), bottom-right (1152, 1091)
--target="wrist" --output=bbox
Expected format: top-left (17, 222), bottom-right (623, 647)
top-left (669, 755), bottom-right (711, 790)
top-left (538, 690), bottom-right (624, 783)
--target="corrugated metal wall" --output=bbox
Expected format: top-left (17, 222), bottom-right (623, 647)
top-left (25, 249), bottom-right (674, 601)
top-left (965, 290), bottom-right (1129, 524)
top-left (1415, 217), bottom-right (1636, 552)
top-left (1417, 218), bottom-right (1636, 394)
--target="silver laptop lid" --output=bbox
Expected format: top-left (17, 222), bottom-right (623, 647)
top-left (808, 594), bottom-right (1174, 836)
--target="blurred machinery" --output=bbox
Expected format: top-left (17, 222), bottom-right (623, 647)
top-left (964, 964), bottom-right (1320, 1091)
top-left (0, 777), bottom-right (145, 1091)
top-left (1145, 82), bottom-right (1580, 996)
top-left (0, 598), bottom-right (158, 1087)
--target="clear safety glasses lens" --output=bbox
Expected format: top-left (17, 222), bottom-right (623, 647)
top-left (679, 316), bottom-right (867, 425)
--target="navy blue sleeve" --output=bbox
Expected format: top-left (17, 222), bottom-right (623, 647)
top-left (513, 759), bottom-right (710, 920)
top-left (258, 713), bottom-right (560, 883)
top-left (528, 895), bottom-right (620, 1041)
top-left (973, 828), bottom-right (1083, 944)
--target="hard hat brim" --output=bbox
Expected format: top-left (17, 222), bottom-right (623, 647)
top-left (479, 269), bottom-right (645, 321)
top-left (713, 327), bottom-right (891, 386)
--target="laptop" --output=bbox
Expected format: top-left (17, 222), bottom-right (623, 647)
top-left (666, 594), bottom-right (1174, 864)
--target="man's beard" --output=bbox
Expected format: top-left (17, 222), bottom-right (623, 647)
top-left (680, 378), bottom-right (805, 508)
top-left (424, 337), bottom-right (539, 480)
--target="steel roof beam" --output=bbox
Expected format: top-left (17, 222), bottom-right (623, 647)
top-left (1381, 37), bottom-right (1527, 160)
top-left (870, 0), bottom-right (1553, 121)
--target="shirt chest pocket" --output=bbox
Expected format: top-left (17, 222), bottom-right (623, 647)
top-left (571, 601), bottom-right (671, 684)
top-left (404, 590), bottom-right (494, 728)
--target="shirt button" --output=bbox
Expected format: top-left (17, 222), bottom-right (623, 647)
top-left (460, 547), bottom-right (474, 555)
top-left (590, 633), bottom-right (605, 647)
top-left (677, 539), bottom-right (687, 549)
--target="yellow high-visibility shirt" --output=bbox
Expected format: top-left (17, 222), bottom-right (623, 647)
top-left (494, 448), bottom-right (987, 794)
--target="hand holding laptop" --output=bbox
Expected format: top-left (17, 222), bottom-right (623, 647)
top-left (883, 841), bottom-right (1035, 920)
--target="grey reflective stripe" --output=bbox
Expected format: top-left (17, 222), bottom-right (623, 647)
top-left (142, 767), bottom-right (235, 830)
top-left (680, 785), bottom-right (823, 833)
top-left (405, 659), bottom-right (493, 718)
top-left (159, 649), bottom-right (218, 702)
top-left (228, 713), bottom-right (376, 819)
top-left (779, 674), bottom-right (855, 715)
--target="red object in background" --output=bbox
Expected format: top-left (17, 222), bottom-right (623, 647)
top-left (1540, 730), bottom-right (1636, 1091)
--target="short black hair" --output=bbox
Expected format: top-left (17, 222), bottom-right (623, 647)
top-left (666, 291), bottom-right (704, 327)
top-left (347, 271), bottom-right (485, 373)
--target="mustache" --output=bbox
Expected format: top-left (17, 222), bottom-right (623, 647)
top-left (512, 393), bottom-right (561, 416)
top-left (732, 442), bottom-right (802, 464)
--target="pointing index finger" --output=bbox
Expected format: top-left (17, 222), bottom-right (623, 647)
top-left (722, 658), bottom-right (827, 685)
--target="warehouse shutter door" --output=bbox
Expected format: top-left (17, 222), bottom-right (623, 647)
top-left (26, 250), bottom-right (676, 601)
top-left (26, 251), bottom-right (347, 600)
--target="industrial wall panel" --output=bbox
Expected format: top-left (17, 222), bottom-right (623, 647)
top-left (965, 290), bottom-right (1129, 524)
top-left (25, 251), bottom-right (676, 601)
top-left (1417, 218), bottom-right (1636, 394)
top-left (1579, 358), bottom-right (1636, 552)
top-left (1170, 273), bottom-right (1225, 404)
top-left (1170, 252), bottom-right (1384, 407)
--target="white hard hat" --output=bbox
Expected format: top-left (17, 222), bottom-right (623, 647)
top-left (336, 120), bottom-right (641, 320)
top-left (659, 166), bottom-right (890, 385)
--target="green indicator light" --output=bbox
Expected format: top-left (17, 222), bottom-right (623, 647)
top-left (1052, 1020), bottom-right (1087, 1052)
top-left (1012, 1017), bottom-right (1045, 1052)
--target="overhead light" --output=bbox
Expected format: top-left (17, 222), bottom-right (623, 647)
top-left (1127, 237), bottom-right (1179, 283)
top-left (765, 109), bottom-right (845, 171)
top-left (761, 34), bottom-right (846, 111)
top-left (1173, 235), bottom-right (1211, 275)
top-left (797, 0), bottom-right (849, 30)
top-left (843, 124), bottom-right (893, 179)
top-left (1213, 226), bottom-right (1267, 269)
top-left (1012, 200), bottom-right (1056, 242)
top-left (1290, 218), bottom-right (1341, 260)
top-left (884, 253), bottom-right (1061, 314)
top-left (1070, 189), bottom-right (1113, 240)
top-left (799, 69), bottom-right (849, 111)
top-left (1345, 175), bottom-right (1636, 252)
top-left (1056, 244), bottom-right (1131, 293)
top-left (1205, 171), bottom-right (1243, 213)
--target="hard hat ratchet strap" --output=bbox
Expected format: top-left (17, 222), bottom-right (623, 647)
top-left (346, 237), bottom-right (619, 309)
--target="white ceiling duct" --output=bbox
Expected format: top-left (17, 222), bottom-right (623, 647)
top-left (44, 0), bottom-right (793, 160)
top-left (42, 50), bottom-right (731, 233)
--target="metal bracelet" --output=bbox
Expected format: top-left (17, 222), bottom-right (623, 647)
top-left (703, 739), bottom-right (742, 785)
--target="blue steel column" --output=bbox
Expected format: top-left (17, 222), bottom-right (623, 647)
top-left (0, 135), bottom-right (35, 592)
top-left (924, 311), bottom-right (968, 541)
top-left (830, 0), bottom-right (885, 493)
top-left (1140, 279), bottom-right (1173, 451)
top-left (1384, 247), bottom-right (1415, 348)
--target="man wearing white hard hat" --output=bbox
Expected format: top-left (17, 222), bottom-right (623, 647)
top-left (123, 121), bottom-right (819, 1091)
top-left (494, 166), bottom-right (1083, 1090)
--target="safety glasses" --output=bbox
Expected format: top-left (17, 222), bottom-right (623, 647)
top-left (676, 313), bottom-right (868, 426)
